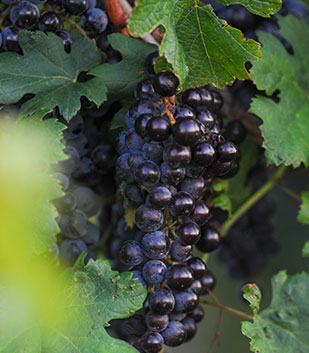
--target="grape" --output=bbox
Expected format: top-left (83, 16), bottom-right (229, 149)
top-left (66, 133), bottom-right (88, 157)
top-left (125, 128), bottom-right (145, 152)
top-left (224, 120), bottom-right (246, 144)
top-left (200, 270), bottom-right (216, 294)
top-left (149, 289), bottom-right (175, 315)
top-left (144, 51), bottom-right (158, 76)
top-left (91, 144), bottom-right (116, 174)
top-left (186, 257), bottom-right (206, 279)
top-left (81, 8), bottom-right (107, 34)
top-left (129, 99), bottom-right (158, 120)
top-left (59, 239), bottom-right (88, 266)
top-left (153, 71), bottom-right (179, 97)
top-left (180, 177), bottom-right (206, 199)
top-left (181, 316), bottom-right (197, 342)
top-left (56, 30), bottom-right (73, 53)
top-left (118, 240), bottom-right (144, 267)
top-left (142, 142), bottom-right (164, 163)
top-left (148, 186), bottom-right (172, 209)
top-left (166, 264), bottom-right (194, 291)
top-left (146, 115), bottom-right (171, 142)
top-left (160, 162), bottom-right (185, 186)
top-left (83, 222), bottom-right (100, 245)
top-left (10, 1), bottom-right (40, 30)
top-left (2, 27), bottom-right (21, 53)
top-left (161, 321), bottom-right (186, 347)
top-left (135, 160), bottom-right (161, 187)
top-left (131, 270), bottom-right (147, 287)
top-left (135, 78), bottom-right (159, 99)
top-left (210, 160), bottom-right (233, 176)
top-left (145, 312), bottom-right (169, 332)
top-left (173, 105), bottom-right (196, 120)
top-left (140, 332), bottom-right (164, 353)
top-left (169, 191), bottom-right (195, 217)
top-left (169, 311), bottom-right (186, 322)
top-left (141, 231), bottom-right (170, 259)
top-left (73, 187), bottom-right (100, 217)
top-left (192, 142), bottom-right (216, 166)
top-left (53, 192), bottom-right (76, 214)
top-left (72, 157), bottom-right (101, 186)
top-left (196, 226), bottom-right (221, 253)
top-left (135, 204), bottom-right (164, 232)
top-left (53, 172), bottom-right (70, 192)
top-left (189, 279), bottom-right (202, 295)
top-left (38, 12), bottom-right (60, 32)
top-left (190, 305), bottom-right (204, 323)
top-left (182, 88), bottom-right (201, 107)
top-left (211, 91), bottom-right (223, 111)
top-left (172, 118), bottom-right (201, 146)
top-left (170, 239), bottom-right (192, 262)
top-left (191, 200), bottom-right (210, 226)
top-left (62, 0), bottom-right (88, 15)
top-left (135, 113), bottom-right (153, 138)
top-left (177, 221), bottom-right (201, 245)
top-left (142, 260), bottom-right (167, 285)
top-left (199, 87), bottom-right (213, 107)
top-left (124, 183), bottom-right (145, 204)
top-left (173, 289), bottom-right (199, 313)
top-left (195, 106), bottom-right (216, 129)
top-left (217, 141), bottom-right (239, 162)
top-left (164, 143), bottom-right (191, 169)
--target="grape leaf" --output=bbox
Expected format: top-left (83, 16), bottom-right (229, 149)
top-left (298, 191), bottom-right (309, 224)
top-left (242, 271), bottom-right (309, 353)
top-left (0, 258), bottom-right (146, 353)
top-left (303, 241), bottom-right (309, 257)
top-left (216, 0), bottom-right (281, 17)
top-left (0, 31), bottom-right (107, 121)
top-left (0, 115), bottom-right (65, 254)
top-left (90, 34), bottom-right (157, 102)
top-left (128, 0), bottom-right (261, 88)
top-left (250, 16), bottom-right (309, 168)
top-left (213, 194), bottom-right (232, 214)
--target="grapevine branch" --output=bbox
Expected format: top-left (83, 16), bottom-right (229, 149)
top-left (201, 300), bottom-right (253, 321)
top-left (221, 165), bottom-right (286, 236)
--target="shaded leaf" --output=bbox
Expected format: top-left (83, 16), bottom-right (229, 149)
top-left (128, 0), bottom-right (261, 88)
top-left (303, 241), bottom-right (309, 257)
top-left (298, 191), bottom-right (309, 224)
top-left (250, 16), bottom-right (309, 167)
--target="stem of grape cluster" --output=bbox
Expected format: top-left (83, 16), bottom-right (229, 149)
top-left (221, 164), bottom-right (286, 236)
top-left (201, 300), bottom-right (253, 321)
top-left (66, 18), bottom-right (91, 40)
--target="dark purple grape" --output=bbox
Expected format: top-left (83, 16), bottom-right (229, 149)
top-left (63, 114), bottom-right (84, 140)
top-left (172, 117), bottom-right (201, 146)
top-left (129, 99), bottom-right (157, 120)
top-left (142, 231), bottom-right (170, 259)
top-left (59, 239), bottom-right (88, 266)
top-left (160, 162), bottom-right (185, 186)
top-left (177, 221), bottom-right (201, 246)
top-left (200, 270), bottom-right (216, 294)
top-left (2, 27), bottom-right (21, 53)
top-left (143, 260), bottom-right (167, 285)
top-left (196, 226), bottom-right (221, 253)
top-left (180, 177), bottom-right (206, 199)
top-left (72, 157), bottom-right (101, 186)
top-left (185, 162), bottom-right (205, 178)
top-left (144, 51), bottom-right (158, 76)
top-left (153, 71), bottom-right (179, 97)
top-left (224, 120), bottom-right (246, 144)
top-left (145, 312), bottom-right (169, 332)
top-left (191, 200), bottom-right (210, 226)
top-left (166, 264), bottom-right (194, 291)
top-left (181, 316), bottom-right (197, 342)
top-left (169, 191), bottom-right (195, 217)
top-left (81, 8), bottom-right (108, 34)
top-left (91, 144), bottom-right (116, 174)
top-left (210, 160), bottom-right (233, 176)
top-left (174, 290), bottom-right (199, 313)
top-left (182, 88), bottom-right (201, 107)
top-left (62, 0), bottom-right (88, 15)
top-left (161, 321), bottom-right (186, 347)
top-left (149, 289), bottom-right (175, 315)
top-left (135, 204), bottom-right (164, 232)
top-left (189, 279), bottom-right (202, 295)
top-left (146, 116), bottom-right (171, 141)
top-left (186, 257), bottom-right (206, 279)
top-left (142, 142), bottom-right (164, 163)
top-left (38, 11), bottom-right (60, 32)
top-left (170, 239), bottom-right (192, 262)
top-left (73, 187), bottom-right (100, 217)
top-left (124, 183), bottom-right (145, 204)
top-left (199, 87), bottom-right (213, 107)
top-left (173, 105), bottom-right (196, 120)
top-left (141, 332), bottom-right (164, 353)
top-left (125, 128), bottom-right (145, 152)
top-left (135, 78), bottom-right (159, 99)
top-left (195, 106), bottom-right (216, 129)
top-left (217, 141), bottom-right (238, 162)
top-left (128, 151), bottom-right (145, 170)
top-left (211, 91), bottom-right (223, 111)
top-left (118, 240), bottom-right (144, 267)
top-left (135, 160), bottom-right (160, 187)
top-left (131, 270), bottom-right (147, 287)
top-left (148, 186), bottom-right (172, 209)
top-left (190, 305), bottom-right (204, 323)
top-left (134, 113), bottom-right (153, 138)
top-left (53, 192), bottom-right (76, 214)
top-left (10, 1), bottom-right (40, 30)
top-left (56, 30), bottom-right (73, 53)
top-left (164, 143), bottom-right (191, 169)
top-left (192, 142), bottom-right (216, 166)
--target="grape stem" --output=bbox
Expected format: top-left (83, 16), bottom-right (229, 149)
top-left (221, 164), bottom-right (286, 236)
top-left (278, 183), bottom-right (302, 202)
top-left (201, 300), bottom-right (253, 321)
top-left (66, 18), bottom-right (91, 41)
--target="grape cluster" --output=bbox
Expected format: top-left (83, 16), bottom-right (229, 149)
top-left (114, 71), bottom-right (240, 351)
top-left (217, 154), bottom-right (280, 279)
top-left (0, 0), bottom-right (121, 62)
top-left (50, 103), bottom-right (118, 266)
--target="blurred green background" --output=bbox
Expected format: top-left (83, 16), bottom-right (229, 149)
top-left (171, 169), bottom-right (309, 353)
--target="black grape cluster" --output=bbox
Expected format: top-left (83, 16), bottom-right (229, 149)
top-left (114, 71), bottom-right (240, 352)
top-left (50, 103), bottom-right (118, 266)
top-left (217, 154), bottom-right (280, 280)
top-left (0, 0), bottom-right (121, 62)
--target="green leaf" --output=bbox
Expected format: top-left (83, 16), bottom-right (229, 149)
top-left (242, 283), bottom-right (262, 313)
top-left (298, 191), bottom-right (309, 224)
top-left (128, 0), bottom-right (261, 88)
top-left (110, 99), bottom-right (134, 130)
top-left (0, 259), bottom-right (146, 353)
top-left (250, 16), bottom-right (309, 168)
top-left (215, 0), bottom-right (281, 17)
top-left (213, 194), bottom-right (232, 214)
top-left (0, 31), bottom-right (107, 121)
top-left (303, 241), bottom-right (309, 257)
top-left (0, 115), bottom-right (65, 254)
top-left (227, 137), bottom-right (257, 211)
top-left (90, 34), bottom-right (157, 102)
top-left (242, 271), bottom-right (309, 353)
